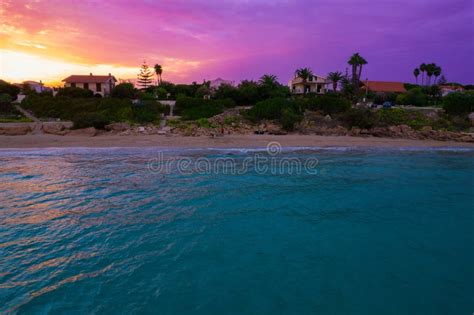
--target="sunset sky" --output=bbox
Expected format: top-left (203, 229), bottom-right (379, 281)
top-left (0, 0), bottom-right (473, 86)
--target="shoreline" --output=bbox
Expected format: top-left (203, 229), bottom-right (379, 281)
top-left (1, 134), bottom-right (474, 150)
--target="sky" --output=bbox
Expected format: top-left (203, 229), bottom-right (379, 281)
top-left (0, 0), bottom-right (473, 86)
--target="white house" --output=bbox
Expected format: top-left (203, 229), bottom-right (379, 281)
top-left (288, 74), bottom-right (327, 94)
top-left (62, 73), bottom-right (117, 96)
top-left (23, 81), bottom-right (47, 93)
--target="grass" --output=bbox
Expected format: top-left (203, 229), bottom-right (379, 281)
top-left (0, 117), bottom-right (33, 123)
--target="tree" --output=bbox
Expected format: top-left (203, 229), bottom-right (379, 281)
top-left (425, 63), bottom-right (436, 86)
top-left (0, 80), bottom-right (21, 99)
top-left (137, 61), bottom-right (154, 89)
top-left (327, 71), bottom-right (343, 91)
top-left (437, 75), bottom-right (447, 85)
top-left (111, 83), bottom-right (137, 99)
top-left (433, 66), bottom-right (442, 85)
top-left (295, 68), bottom-right (314, 94)
top-left (154, 64), bottom-right (163, 85)
top-left (258, 74), bottom-right (278, 87)
top-left (413, 68), bottom-right (420, 85)
top-left (348, 53), bottom-right (367, 94)
top-left (419, 63), bottom-right (427, 86)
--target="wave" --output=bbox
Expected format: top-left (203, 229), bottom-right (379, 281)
top-left (0, 145), bottom-right (473, 157)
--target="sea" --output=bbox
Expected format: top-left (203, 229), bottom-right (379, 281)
top-left (0, 146), bottom-right (473, 314)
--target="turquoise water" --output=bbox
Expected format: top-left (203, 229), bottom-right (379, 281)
top-left (0, 147), bottom-right (473, 314)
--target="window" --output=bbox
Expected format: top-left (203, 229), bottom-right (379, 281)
top-left (71, 83), bottom-right (76, 88)
top-left (96, 83), bottom-right (101, 92)
top-left (84, 83), bottom-right (89, 90)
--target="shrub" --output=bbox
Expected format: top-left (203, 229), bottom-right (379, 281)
top-left (138, 92), bottom-right (156, 100)
top-left (215, 84), bottom-right (240, 101)
top-left (280, 108), bottom-right (303, 131)
top-left (57, 87), bottom-right (94, 98)
top-left (0, 80), bottom-right (20, 99)
top-left (246, 97), bottom-right (287, 121)
top-left (0, 93), bottom-right (14, 114)
top-left (111, 83), bottom-right (137, 99)
top-left (378, 108), bottom-right (430, 128)
top-left (306, 94), bottom-right (351, 114)
top-left (342, 108), bottom-right (378, 129)
top-left (196, 118), bottom-right (212, 128)
top-left (443, 92), bottom-right (474, 115)
top-left (97, 98), bottom-right (134, 122)
top-left (396, 88), bottom-right (427, 107)
top-left (72, 112), bottom-right (110, 129)
top-left (246, 98), bottom-right (303, 130)
top-left (133, 100), bottom-right (165, 123)
top-left (156, 87), bottom-right (168, 99)
top-left (175, 96), bottom-right (229, 120)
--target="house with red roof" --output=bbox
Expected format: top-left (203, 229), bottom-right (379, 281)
top-left (360, 80), bottom-right (406, 94)
top-left (62, 73), bottom-right (117, 96)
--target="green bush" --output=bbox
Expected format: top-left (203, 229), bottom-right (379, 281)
top-left (443, 92), bottom-right (474, 115)
top-left (138, 92), bottom-right (155, 100)
top-left (0, 93), bottom-right (13, 113)
top-left (133, 100), bottom-right (166, 123)
top-left (246, 97), bottom-right (303, 130)
top-left (97, 98), bottom-right (134, 122)
top-left (378, 108), bottom-right (431, 129)
top-left (175, 96), bottom-right (231, 120)
top-left (280, 108), bottom-right (303, 131)
top-left (57, 87), bottom-right (94, 98)
top-left (196, 118), bottom-right (212, 128)
top-left (306, 94), bottom-right (351, 114)
top-left (111, 83), bottom-right (137, 99)
top-left (396, 88), bottom-right (427, 106)
top-left (72, 112), bottom-right (110, 129)
top-left (246, 98), bottom-right (288, 121)
top-left (0, 80), bottom-right (20, 99)
top-left (342, 108), bottom-right (378, 129)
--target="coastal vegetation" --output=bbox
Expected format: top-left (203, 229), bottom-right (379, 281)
top-left (1, 54), bottom-right (473, 136)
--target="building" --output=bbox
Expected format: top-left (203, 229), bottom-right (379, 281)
top-left (62, 73), bottom-right (117, 96)
top-left (22, 81), bottom-right (48, 93)
top-left (289, 74), bottom-right (327, 94)
top-left (439, 85), bottom-right (464, 97)
top-left (360, 80), bottom-right (406, 94)
top-left (209, 78), bottom-right (234, 89)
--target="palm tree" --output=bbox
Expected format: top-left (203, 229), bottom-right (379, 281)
top-left (348, 53), bottom-right (368, 93)
top-left (419, 63), bottom-right (427, 86)
top-left (295, 67), bottom-right (313, 94)
top-left (327, 71), bottom-right (343, 91)
top-left (258, 74), bottom-right (278, 87)
top-left (426, 63), bottom-right (436, 86)
top-left (433, 66), bottom-right (441, 85)
top-left (154, 64), bottom-right (163, 85)
top-left (413, 68), bottom-right (420, 85)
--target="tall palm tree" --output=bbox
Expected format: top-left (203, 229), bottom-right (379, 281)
top-left (413, 68), bottom-right (420, 85)
top-left (426, 63), bottom-right (436, 86)
top-left (295, 67), bottom-right (313, 94)
top-left (327, 71), bottom-right (343, 91)
top-left (433, 66), bottom-right (441, 85)
top-left (348, 53), bottom-right (368, 93)
top-left (419, 63), bottom-right (427, 86)
top-left (154, 64), bottom-right (163, 85)
top-left (258, 74), bottom-right (278, 87)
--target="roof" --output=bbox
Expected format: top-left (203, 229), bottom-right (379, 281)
top-left (439, 85), bottom-right (464, 90)
top-left (361, 81), bottom-right (406, 93)
top-left (62, 74), bottom-right (117, 83)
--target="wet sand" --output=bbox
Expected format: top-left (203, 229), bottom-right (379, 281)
top-left (1, 134), bottom-right (473, 149)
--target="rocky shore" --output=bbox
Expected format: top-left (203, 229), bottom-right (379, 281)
top-left (1, 111), bottom-right (473, 143)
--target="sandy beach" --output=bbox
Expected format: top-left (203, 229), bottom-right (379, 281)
top-left (1, 134), bottom-right (473, 149)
